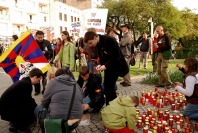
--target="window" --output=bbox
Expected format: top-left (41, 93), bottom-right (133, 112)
top-left (64, 14), bottom-right (67, 21)
top-left (17, 25), bottom-right (20, 31)
top-left (60, 26), bottom-right (62, 33)
top-left (77, 18), bottom-right (80, 21)
top-left (65, 27), bottom-right (67, 31)
top-left (71, 16), bottom-right (73, 22)
top-left (29, 15), bottom-right (32, 23)
top-left (59, 13), bottom-right (62, 20)
top-left (74, 17), bottom-right (76, 22)
top-left (44, 16), bottom-right (46, 22)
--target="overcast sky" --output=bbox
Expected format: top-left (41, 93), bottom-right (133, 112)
top-left (172, 0), bottom-right (198, 13)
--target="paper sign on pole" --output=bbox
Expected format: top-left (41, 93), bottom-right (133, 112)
top-left (81, 8), bottom-right (108, 35)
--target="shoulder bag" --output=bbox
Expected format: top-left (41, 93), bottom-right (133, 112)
top-left (44, 84), bottom-right (76, 133)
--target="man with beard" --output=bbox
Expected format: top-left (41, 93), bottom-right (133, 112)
top-left (34, 30), bottom-right (52, 95)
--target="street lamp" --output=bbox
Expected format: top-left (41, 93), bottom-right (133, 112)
top-left (148, 17), bottom-right (153, 38)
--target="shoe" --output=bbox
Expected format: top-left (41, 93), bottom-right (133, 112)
top-left (34, 92), bottom-right (40, 96)
top-left (122, 83), bottom-right (131, 87)
top-left (120, 81), bottom-right (125, 85)
top-left (155, 84), bottom-right (165, 87)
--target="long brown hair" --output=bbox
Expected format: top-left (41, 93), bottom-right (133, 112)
top-left (184, 58), bottom-right (198, 74)
top-left (62, 31), bottom-right (71, 45)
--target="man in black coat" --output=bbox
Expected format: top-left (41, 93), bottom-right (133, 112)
top-left (84, 31), bottom-right (128, 105)
top-left (0, 68), bottom-right (43, 132)
top-left (34, 30), bottom-right (53, 95)
top-left (77, 66), bottom-right (105, 113)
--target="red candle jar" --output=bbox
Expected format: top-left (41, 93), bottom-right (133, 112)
top-left (185, 127), bottom-right (190, 133)
top-left (147, 108), bottom-right (152, 115)
top-left (185, 117), bottom-right (189, 123)
top-left (173, 114), bottom-right (177, 121)
top-left (176, 115), bottom-right (180, 121)
top-left (164, 127), bottom-right (169, 133)
top-left (169, 118), bottom-right (173, 127)
top-left (171, 128), bottom-right (176, 133)
top-left (143, 126), bottom-right (148, 133)
top-left (179, 119), bottom-right (184, 128)
top-left (176, 103), bottom-right (180, 110)
top-left (158, 111), bottom-right (163, 118)
top-left (142, 114), bottom-right (146, 122)
top-left (148, 115), bottom-right (152, 122)
top-left (137, 120), bottom-right (142, 128)
top-left (187, 124), bottom-right (192, 132)
top-left (171, 104), bottom-right (175, 110)
top-left (157, 124), bottom-right (162, 133)
top-left (195, 123), bottom-right (198, 131)
top-left (150, 121), bottom-right (155, 129)
top-left (179, 114), bottom-right (183, 120)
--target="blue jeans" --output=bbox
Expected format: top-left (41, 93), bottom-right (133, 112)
top-left (83, 95), bottom-right (91, 104)
top-left (184, 103), bottom-right (198, 120)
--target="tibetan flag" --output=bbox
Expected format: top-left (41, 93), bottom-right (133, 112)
top-left (0, 30), bottom-right (51, 83)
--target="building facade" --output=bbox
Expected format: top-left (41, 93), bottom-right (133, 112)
top-left (0, 0), bottom-right (100, 44)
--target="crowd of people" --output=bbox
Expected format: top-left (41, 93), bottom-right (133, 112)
top-left (0, 25), bottom-right (197, 133)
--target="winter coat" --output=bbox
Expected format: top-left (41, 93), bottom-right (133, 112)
top-left (41, 74), bottom-right (83, 120)
top-left (101, 96), bottom-right (137, 130)
top-left (0, 77), bottom-right (37, 124)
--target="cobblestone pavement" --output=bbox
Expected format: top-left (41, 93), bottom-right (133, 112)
top-left (1, 67), bottom-right (198, 133)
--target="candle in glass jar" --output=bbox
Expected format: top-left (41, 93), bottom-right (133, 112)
top-left (143, 126), bottom-right (148, 133)
top-left (179, 119), bottom-right (184, 128)
top-left (171, 104), bottom-right (175, 110)
top-left (185, 117), bottom-right (189, 123)
top-left (176, 121), bottom-right (181, 130)
top-left (171, 128), bottom-right (176, 133)
top-left (137, 120), bottom-right (142, 128)
top-left (195, 123), bottom-right (198, 131)
top-left (142, 114), bottom-right (146, 122)
top-left (169, 118), bottom-right (173, 127)
top-left (185, 127), bottom-right (190, 133)
top-left (157, 124), bottom-right (162, 133)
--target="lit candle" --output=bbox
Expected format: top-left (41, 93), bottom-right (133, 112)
top-left (176, 121), bottom-right (181, 130)
top-left (143, 126), bottom-right (148, 133)
top-left (185, 127), bottom-right (190, 133)
top-left (136, 120), bottom-right (142, 128)
top-left (185, 117), bottom-right (189, 123)
top-left (195, 123), bottom-right (198, 131)
top-left (171, 128), bottom-right (176, 133)
top-left (169, 118), bottom-right (173, 127)
top-left (171, 104), bottom-right (175, 110)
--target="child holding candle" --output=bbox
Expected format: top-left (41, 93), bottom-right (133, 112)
top-left (101, 95), bottom-right (139, 133)
top-left (174, 58), bottom-right (198, 120)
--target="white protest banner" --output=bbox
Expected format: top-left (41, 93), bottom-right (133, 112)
top-left (81, 8), bottom-right (108, 34)
top-left (70, 22), bottom-right (81, 34)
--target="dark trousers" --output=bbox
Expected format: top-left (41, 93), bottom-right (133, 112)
top-left (103, 69), bottom-right (118, 105)
top-left (34, 72), bottom-right (47, 93)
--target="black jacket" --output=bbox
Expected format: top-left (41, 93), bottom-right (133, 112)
top-left (36, 39), bottom-right (53, 60)
top-left (77, 74), bottom-right (104, 108)
top-left (0, 77), bottom-right (37, 122)
top-left (97, 35), bottom-right (121, 70)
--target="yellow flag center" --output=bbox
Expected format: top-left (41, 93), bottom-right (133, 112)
top-left (15, 55), bottom-right (25, 67)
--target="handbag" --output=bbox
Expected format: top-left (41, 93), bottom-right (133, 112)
top-left (129, 55), bottom-right (136, 66)
top-left (118, 51), bottom-right (129, 77)
top-left (44, 84), bottom-right (76, 133)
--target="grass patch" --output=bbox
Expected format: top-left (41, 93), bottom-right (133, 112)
top-left (73, 59), bottom-right (185, 84)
